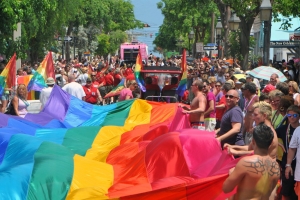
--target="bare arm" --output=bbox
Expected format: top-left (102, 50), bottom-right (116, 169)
top-left (125, 95), bottom-right (132, 100)
top-left (12, 96), bottom-right (19, 116)
top-left (285, 148), bottom-right (296, 179)
top-left (217, 122), bottom-right (241, 142)
top-left (96, 89), bottom-right (102, 102)
top-left (216, 103), bottom-right (225, 109)
top-left (223, 159), bottom-right (245, 193)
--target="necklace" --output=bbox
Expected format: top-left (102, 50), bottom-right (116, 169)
top-left (244, 94), bottom-right (256, 113)
top-left (286, 124), bottom-right (291, 150)
top-left (271, 110), bottom-right (280, 128)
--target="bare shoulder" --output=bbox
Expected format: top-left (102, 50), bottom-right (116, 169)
top-left (240, 155), bottom-right (279, 177)
top-left (198, 93), bottom-right (206, 101)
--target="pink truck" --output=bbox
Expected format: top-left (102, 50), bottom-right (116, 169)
top-left (120, 41), bottom-right (148, 62)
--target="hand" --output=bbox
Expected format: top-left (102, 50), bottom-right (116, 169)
top-left (216, 137), bottom-right (221, 143)
top-left (182, 109), bottom-right (190, 114)
top-left (223, 143), bottom-right (231, 149)
top-left (285, 166), bottom-right (293, 179)
top-left (227, 148), bottom-right (239, 156)
top-left (229, 167), bottom-right (235, 175)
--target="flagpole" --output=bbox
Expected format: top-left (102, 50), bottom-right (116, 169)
top-left (13, 23), bottom-right (22, 70)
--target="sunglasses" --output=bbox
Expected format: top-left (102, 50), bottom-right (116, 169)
top-left (225, 95), bottom-right (238, 99)
top-left (287, 114), bottom-right (299, 118)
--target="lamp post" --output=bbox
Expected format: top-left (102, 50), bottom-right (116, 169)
top-left (188, 30), bottom-right (195, 57)
top-left (260, 0), bottom-right (272, 66)
top-left (215, 18), bottom-right (223, 59)
top-left (228, 13), bottom-right (241, 31)
top-left (176, 38), bottom-right (184, 55)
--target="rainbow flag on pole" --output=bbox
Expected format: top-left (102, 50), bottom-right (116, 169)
top-left (0, 53), bottom-right (16, 97)
top-left (176, 49), bottom-right (187, 96)
top-left (134, 50), bottom-right (146, 92)
top-left (104, 78), bottom-right (125, 98)
top-left (17, 75), bottom-right (40, 100)
top-left (27, 51), bottom-right (55, 91)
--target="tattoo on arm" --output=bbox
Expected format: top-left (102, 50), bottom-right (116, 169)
top-left (243, 158), bottom-right (280, 177)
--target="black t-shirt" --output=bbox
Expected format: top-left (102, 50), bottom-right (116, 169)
top-left (276, 124), bottom-right (297, 168)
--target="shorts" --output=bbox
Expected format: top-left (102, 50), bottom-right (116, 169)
top-left (204, 118), bottom-right (216, 132)
top-left (1, 93), bottom-right (9, 101)
top-left (294, 182), bottom-right (300, 199)
top-left (99, 86), bottom-right (107, 98)
top-left (191, 122), bottom-right (205, 130)
top-left (105, 85), bottom-right (113, 94)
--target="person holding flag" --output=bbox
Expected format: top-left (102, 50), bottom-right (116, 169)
top-left (0, 53), bottom-right (16, 113)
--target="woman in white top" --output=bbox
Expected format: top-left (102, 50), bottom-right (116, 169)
top-left (12, 84), bottom-right (29, 118)
top-left (288, 81), bottom-right (300, 106)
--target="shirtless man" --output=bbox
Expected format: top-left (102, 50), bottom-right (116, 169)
top-left (181, 80), bottom-right (207, 130)
top-left (223, 123), bottom-right (280, 199)
top-left (242, 82), bottom-right (259, 144)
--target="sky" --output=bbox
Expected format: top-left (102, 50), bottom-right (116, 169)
top-left (131, 0), bottom-right (164, 57)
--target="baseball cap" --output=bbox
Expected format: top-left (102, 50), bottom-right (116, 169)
top-left (86, 77), bottom-right (92, 83)
top-left (262, 84), bottom-right (276, 93)
top-left (46, 77), bottom-right (55, 85)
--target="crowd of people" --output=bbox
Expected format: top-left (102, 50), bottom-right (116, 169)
top-left (1, 54), bottom-right (300, 199)
top-left (181, 57), bottom-right (300, 199)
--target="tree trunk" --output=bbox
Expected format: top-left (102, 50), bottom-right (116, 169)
top-left (65, 24), bottom-right (73, 62)
top-left (264, 12), bottom-right (272, 65)
top-left (214, 1), bottom-right (231, 59)
top-left (239, 17), bottom-right (254, 70)
top-left (211, 12), bottom-right (215, 43)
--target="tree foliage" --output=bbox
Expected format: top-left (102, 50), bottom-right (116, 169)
top-left (0, 0), bottom-right (141, 63)
top-left (95, 30), bottom-right (127, 57)
top-left (154, 0), bottom-right (218, 55)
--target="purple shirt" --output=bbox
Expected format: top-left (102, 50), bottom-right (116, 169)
top-left (215, 91), bottom-right (223, 103)
top-left (219, 106), bottom-right (244, 146)
top-left (205, 92), bottom-right (216, 118)
top-left (119, 88), bottom-right (133, 101)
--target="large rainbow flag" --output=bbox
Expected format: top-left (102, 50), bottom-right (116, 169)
top-left (176, 49), bottom-right (187, 96)
top-left (0, 53), bottom-right (16, 97)
top-left (27, 51), bottom-right (55, 91)
top-left (0, 85), bottom-right (239, 199)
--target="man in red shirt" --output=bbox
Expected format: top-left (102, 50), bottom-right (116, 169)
top-left (104, 69), bottom-right (114, 87)
top-left (83, 78), bottom-right (102, 105)
top-left (103, 69), bottom-right (114, 104)
top-left (215, 83), bottom-right (231, 129)
top-left (90, 72), bottom-right (104, 104)
top-left (123, 64), bottom-right (134, 77)
top-left (113, 69), bottom-right (122, 86)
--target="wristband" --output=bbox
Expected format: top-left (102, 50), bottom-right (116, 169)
top-left (286, 164), bottom-right (291, 167)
